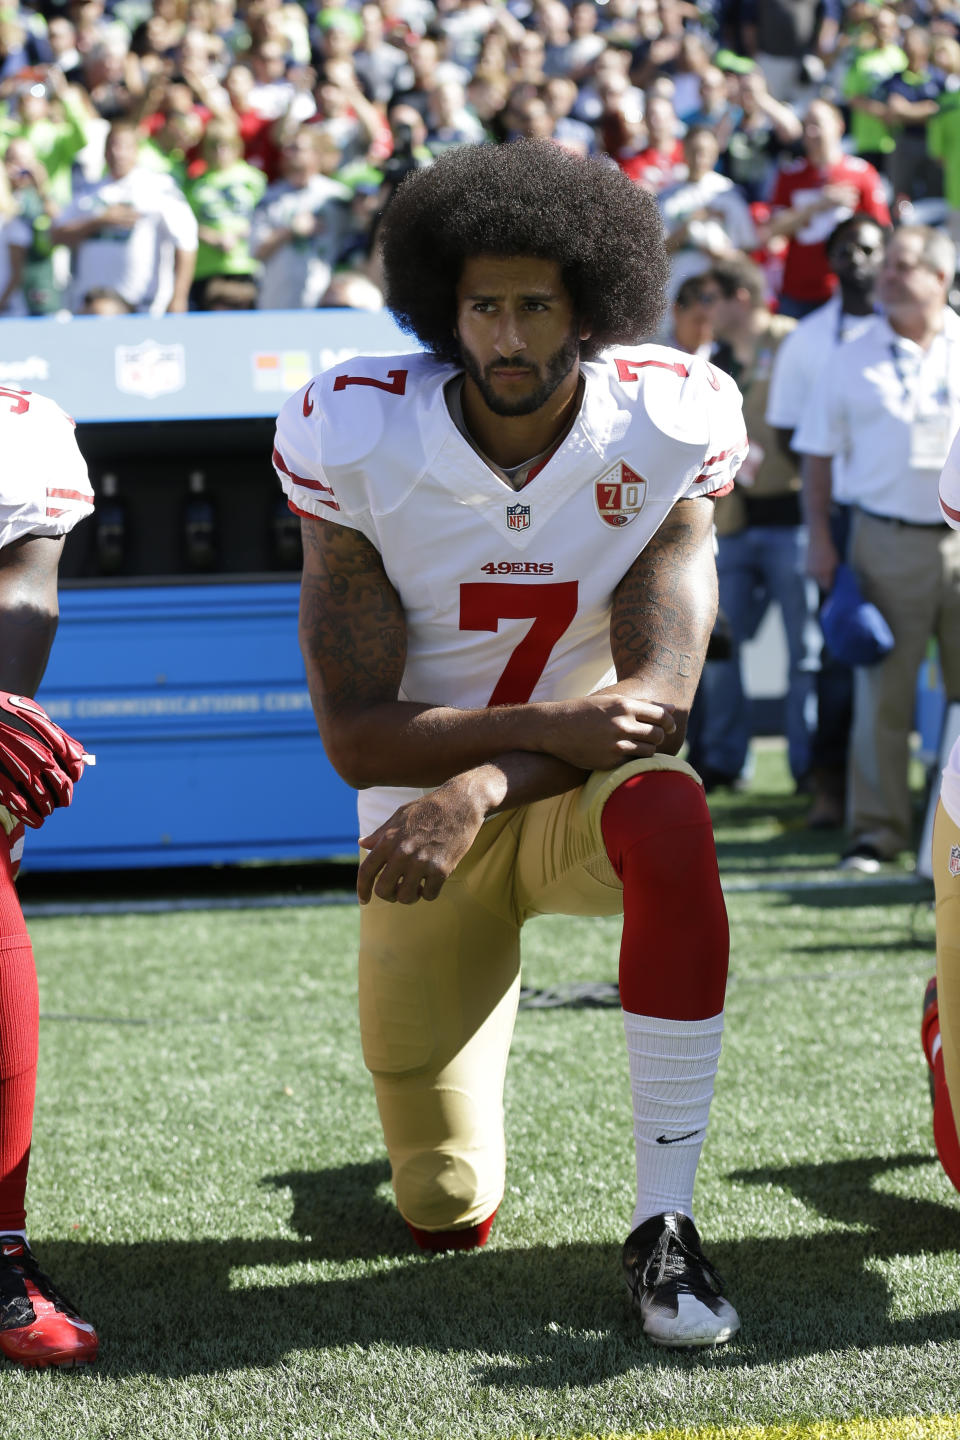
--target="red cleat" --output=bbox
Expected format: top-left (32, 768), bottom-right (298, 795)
top-left (0, 1236), bottom-right (98, 1368)
top-left (407, 1209), bottom-right (498, 1252)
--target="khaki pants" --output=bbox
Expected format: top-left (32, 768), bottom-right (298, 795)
top-left (933, 800), bottom-right (960, 1129)
top-left (849, 510), bottom-right (960, 857)
top-left (358, 754), bottom-right (700, 1233)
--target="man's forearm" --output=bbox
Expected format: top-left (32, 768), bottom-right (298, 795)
top-left (308, 677), bottom-right (675, 792)
top-left (168, 248), bottom-right (196, 311)
top-left (449, 749), bottom-right (589, 819)
top-left (802, 453), bottom-right (834, 532)
top-left (312, 691), bottom-right (553, 789)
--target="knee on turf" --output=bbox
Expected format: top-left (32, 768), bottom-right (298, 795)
top-left (393, 1145), bottom-right (503, 1235)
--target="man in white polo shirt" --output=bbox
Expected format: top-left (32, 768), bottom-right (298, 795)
top-left (766, 214), bottom-right (886, 831)
top-left (51, 120), bottom-right (198, 316)
top-left (794, 225), bottom-right (960, 871)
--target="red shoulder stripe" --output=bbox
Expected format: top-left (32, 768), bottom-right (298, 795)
top-left (287, 497), bottom-right (341, 520)
top-left (272, 446), bottom-right (337, 497)
top-left (47, 488), bottom-right (94, 504)
top-left (941, 494), bottom-right (960, 525)
top-left (694, 435), bottom-right (748, 483)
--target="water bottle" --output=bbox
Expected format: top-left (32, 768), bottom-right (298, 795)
top-left (182, 470), bottom-right (219, 573)
top-left (271, 496), bottom-right (302, 570)
top-left (95, 472), bottom-right (126, 576)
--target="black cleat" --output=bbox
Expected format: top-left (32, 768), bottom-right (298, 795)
top-left (622, 1211), bottom-right (739, 1348)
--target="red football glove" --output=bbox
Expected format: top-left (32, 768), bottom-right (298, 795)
top-left (0, 692), bottom-right (94, 829)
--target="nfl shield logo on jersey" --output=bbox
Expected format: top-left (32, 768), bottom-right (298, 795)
top-left (950, 844), bottom-right (960, 877)
top-left (506, 502), bottom-right (531, 531)
top-left (595, 462), bottom-right (647, 528)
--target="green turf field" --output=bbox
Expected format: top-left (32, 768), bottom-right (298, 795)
top-left (6, 746), bottom-right (960, 1439)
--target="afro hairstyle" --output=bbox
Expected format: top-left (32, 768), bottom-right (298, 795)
top-left (378, 140), bottom-right (668, 363)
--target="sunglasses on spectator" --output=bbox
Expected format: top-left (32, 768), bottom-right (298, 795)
top-left (678, 289), bottom-right (721, 307)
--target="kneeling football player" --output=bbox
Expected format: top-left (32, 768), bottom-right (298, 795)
top-left (275, 143), bottom-right (747, 1346)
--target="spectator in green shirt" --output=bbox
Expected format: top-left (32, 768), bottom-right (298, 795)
top-left (3, 137), bottom-right (63, 314)
top-left (843, 7), bottom-right (906, 172)
top-left (186, 116), bottom-right (266, 307)
top-left (0, 64), bottom-right (92, 207)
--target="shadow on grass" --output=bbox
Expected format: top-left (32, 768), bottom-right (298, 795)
top-left (28, 1152), bottom-right (960, 1384)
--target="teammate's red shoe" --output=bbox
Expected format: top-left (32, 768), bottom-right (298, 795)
top-left (0, 1236), bottom-right (98, 1368)
top-left (921, 977), bottom-right (960, 1195)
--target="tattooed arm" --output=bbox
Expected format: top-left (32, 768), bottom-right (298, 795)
top-left (0, 534), bottom-right (66, 696)
top-left (298, 515), bottom-right (678, 791)
top-left (606, 496), bottom-right (717, 752)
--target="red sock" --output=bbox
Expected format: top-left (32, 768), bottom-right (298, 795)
top-left (406, 1209), bottom-right (498, 1252)
top-left (922, 992), bottom-right (960, 1193)
top-left (600, 771), bottom-right (729, 1020)
top-left (0, 843), bottom-right (37, 1233)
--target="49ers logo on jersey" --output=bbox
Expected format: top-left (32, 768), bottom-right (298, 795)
top-left (595, 462), bottom-right (646, 528)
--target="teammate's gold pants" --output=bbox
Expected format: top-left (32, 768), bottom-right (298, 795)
top-left (932, 800), bottom-right (960, 1133)
top-left (358, 754), bottom-right (699, 1233)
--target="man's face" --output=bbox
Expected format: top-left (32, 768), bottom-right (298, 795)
top-left (827, 222), bottom-right (884, 289)
top-left (803, 102), bottom-right (842, 158)
top-left (106, 127), bottom-right (139, 177)
top-left (878, 231), bottom-right (946, 315)
top-left (685, 130), bottom-right (719, 177)
top-left (672, 280), bottom-right (720, 352)
top-left (283, 134), bottom-right (319, 183)
top-left (455, 255), bottom-right (588, 418)
top-left (873, 9), bottom-right (900, 46)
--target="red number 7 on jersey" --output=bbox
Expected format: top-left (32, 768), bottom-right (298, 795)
top-left (332, 368), bottom-right (407, 395)
top-left (460, 581), bottom-right (579, 706)
top-left (0, 387), bottom-right (29, 415)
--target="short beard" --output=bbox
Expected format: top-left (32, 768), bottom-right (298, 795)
top-left (458, 325), bottom-right (582, 416)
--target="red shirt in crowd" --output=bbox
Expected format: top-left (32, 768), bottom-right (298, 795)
top-left (771, 154), bottom-right (890, 305)
top-left (619, 139), bottom-right (685, 194)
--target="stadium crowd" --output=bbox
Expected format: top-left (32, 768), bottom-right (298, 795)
top-left (0, 0), bottom-right (955, 318)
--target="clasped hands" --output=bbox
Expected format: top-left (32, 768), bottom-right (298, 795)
top-left (357, 693), bottom-right (675, 906)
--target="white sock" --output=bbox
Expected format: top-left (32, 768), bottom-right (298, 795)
top-left (0, 1228), bottom-right (27, 1243)
top-left (623, 1009), bottom-right (724, 1232)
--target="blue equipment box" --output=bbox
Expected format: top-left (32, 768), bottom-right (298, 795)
top-left (26, 581), bottom-right (359, 871)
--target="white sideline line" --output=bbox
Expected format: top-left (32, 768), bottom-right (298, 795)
top-left (20, 870), bottom-right (930, 919)
top-left (721, 871), bottom-right (930, 895)
top-left (22, 891), bottom-right (358, 918)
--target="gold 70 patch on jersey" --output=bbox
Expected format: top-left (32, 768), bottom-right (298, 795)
top-left (595, 462), bottom-right (647, 528)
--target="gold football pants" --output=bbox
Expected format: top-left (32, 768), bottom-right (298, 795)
top-left (358, 754), bottom-right (699, 1234)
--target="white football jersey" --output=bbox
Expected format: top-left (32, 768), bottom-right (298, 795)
top-left (274, 346), bottom-right (746, 833)
top-left (0, 388), bottom-right (94, 550)
top-left (940, 426), bottom-right (960, 529)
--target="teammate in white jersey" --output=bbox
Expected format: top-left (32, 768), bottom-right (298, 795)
top-left (0, 388), bottom-right (98, 1367)
top-left (274, 141), bottom-right (748, 1348)
top-left (922, 438), bottom-right (960, 1195)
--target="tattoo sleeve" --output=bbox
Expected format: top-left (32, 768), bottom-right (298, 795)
top-left (298, 516), bottom-right (407, 727)
top-left (610, 497), bottom-right (717, 712)
top-left (0, 534), bottom-right (64, 696)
